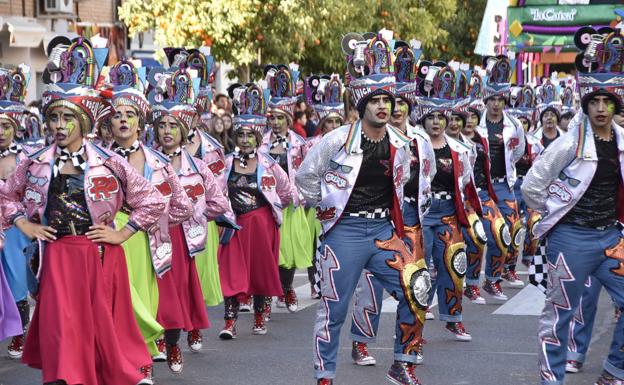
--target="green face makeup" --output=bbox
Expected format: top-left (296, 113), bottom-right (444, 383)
top-left (2, 126), bottom-right (13, 139)
top-left (170, 126), bottom-right (178, 138)
top-left (66, 120), bottom-right (76, 134)
top-left (128, 115), bottom-right (138, 127)
top-left (385, 102), bottom-right (392, 112)
top-left (247, 135), bottom-right (257, 147)
top-left (608, 102), bottom-right (615, 113)
top-left (399, 103), bottom-right (409, 114)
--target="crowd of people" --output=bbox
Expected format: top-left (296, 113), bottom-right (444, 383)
top-left (0, 27), bottom-right (623, 385)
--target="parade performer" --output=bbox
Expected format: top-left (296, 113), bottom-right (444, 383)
top-left (0, 36), bottom-right (164, 385)
top-left (0, 193), bottom-right (22, 344)
top-left (347, 41), bottom-right (433, 366)
top-left (444, 69), bottom-right (490, 307)
top-left (106, 59), bottom-right (193, 374)
top-left (476, 55), bottom-right (526, 292)
top-left (533, 79), bottom-right (564, 149)
top-left (414, 62), bottom-right (480, 342)
top-left (297, 31), bottom-right (429, 385)
top-left (261, 64), bottom-right (310, 313)
top-left (164, 47), bottom-right (229, 308)
top-left (304, 74), bottom-right (345, 300)
top-left (507, 85), bottom-right (544, 268)
top-left (150, 64), bottom-right (233, 373)
top-left (0, 65), bottom-right (35, 358)
top-left (522, 28), bottom-right (624, 385)
top-left (218, 82), bottom-right (293, 339)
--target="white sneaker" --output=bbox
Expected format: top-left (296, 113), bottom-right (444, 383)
top-left (425, 310), bottom-right (435, 320)
top-left (416, 351), bottom-right (424, 365)
top-left (276, 295), bottom-right (286, 308)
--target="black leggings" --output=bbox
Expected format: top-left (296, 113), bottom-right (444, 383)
top-left (164, 329), bottom-right (181, 346)
top-left (17, 300), bottom-right (30, 331)
top-left (279, 267), bottom-right (295, 291)
top-left (224, 296), bottom-right (266, 320)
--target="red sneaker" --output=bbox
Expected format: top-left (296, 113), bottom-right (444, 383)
top-left (187, 329), bottom-right (203, 352)
top-left (166, 343), bottom-right (183, 374)
top-left (7, 334), bottom-right (24, 359)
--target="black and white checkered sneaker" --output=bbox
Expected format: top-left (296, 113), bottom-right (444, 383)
top-left (432, 192), bottom-right (453, 200)
top-left (346, 208), bottom-right (390, 219)
top-left (528, 245), bottom-right (548, 293)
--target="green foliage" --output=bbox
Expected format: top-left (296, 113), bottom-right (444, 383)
top-left (119, 0), bottom-right (483, 78)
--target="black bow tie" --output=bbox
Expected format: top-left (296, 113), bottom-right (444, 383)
top-left (54, 145), bottom-right (87, 176)
top-left (112, 140), bottom-right (141, 159)
top-left (166, 147), bottom-right (182, 160)
top-left (0, 143), bottom-right (21, 158)
top-left (270, 135), bottom-right (289, 150)
top-left (233, 148), bottom-right (257, 168)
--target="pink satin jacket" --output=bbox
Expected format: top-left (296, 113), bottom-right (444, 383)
top-left (0, 140), bottom-right (165, 277)
top-left (176, 148), bottom-right (232, 257)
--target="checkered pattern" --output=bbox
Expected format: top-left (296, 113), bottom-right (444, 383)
top-left (528, 244), bottom-right (548, 293)
top-left (313, 243), bottom-right (322, 295)
top-left (432, 192), bottom-right (453, 200)
top-left (491, 177), bottom-right (507, 184)
top-left (346, 208), bottom-right (390, 219)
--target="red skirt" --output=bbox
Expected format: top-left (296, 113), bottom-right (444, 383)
top-left (218, 205), bottom-right (283, 299)
top-left (156, 224), bottom-right (209, 331)
top-left (22, 236), bottom-right (149, 385)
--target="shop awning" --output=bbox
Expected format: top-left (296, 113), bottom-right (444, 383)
top-left (4, 17), bottom-right (46, 48)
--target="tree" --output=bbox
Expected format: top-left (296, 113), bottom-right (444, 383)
top-left (119, 0), bottom-right (464, 79)
top-left (429, 0), bottom-right (487, 65)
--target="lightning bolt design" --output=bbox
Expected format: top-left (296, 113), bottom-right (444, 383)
top-left (352, 272), bottom-right (380, 338)
top-left (567, 276), bottom-right (592, 353)
top-left (538, 252), bottom-right (575, 382)
top-left (314, 245), bottom-right (341, 371)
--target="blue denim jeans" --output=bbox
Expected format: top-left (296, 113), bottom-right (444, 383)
top-left (539, 224), bottom-right (624, 385)
top-left (349, 200), bottom-right (422, 342)
top-left (314, 216), bottom-right (425, 379)
top-left (423, 199), bottom-right (466, 322)
top-left (567, 276), bottom-right (602, 364)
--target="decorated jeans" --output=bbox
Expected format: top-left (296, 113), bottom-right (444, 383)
top-left (422, 199), bottom-right (466, 322)
top-left (464, 190), bottom-right (510, 285)
top-left (349, 200), bottom-right (422, 342)
top-left (539, 224), bottom-right (624, 385)
top-left (567, 276), bottom-right (602, 364)
top-left (492, 181), bottom-right (523, 271)
top-left (515, 178), bottom-right (543, 266)
top-left (314, 216), bottom-right (428, 379)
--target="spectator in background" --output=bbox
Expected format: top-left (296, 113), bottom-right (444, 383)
top-left (559, 111), bottom-right (575, 132)
top-left (215, 93), bottom-right (231, 113)
top-left (209, 116), bottom-right (234, 153)
top-left (304, 107), bottom-right (317, 137)
top-left (295, 98), bottom-right (307, 113)
top-left (293, 111), bottom-right (308, 138)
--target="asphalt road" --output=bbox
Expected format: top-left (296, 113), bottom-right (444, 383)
top-left (0, 272), bottom-right (616, 385)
